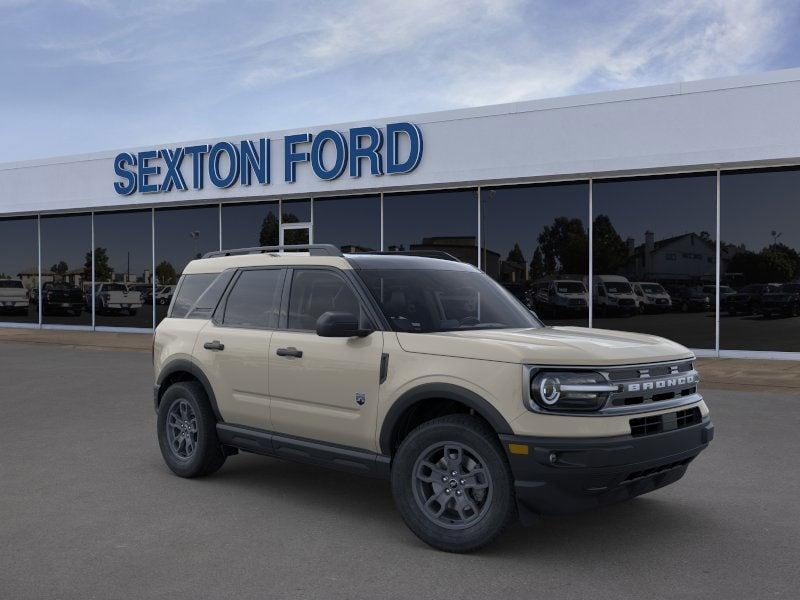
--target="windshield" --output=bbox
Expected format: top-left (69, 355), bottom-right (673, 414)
top-left (780, 284), bottom-right (800, 293)
top-left (555, 281), bottom-right (585, 294)
top-left (640, 283), bottom-right (665, 294)
top-left (0, 280), bottom-right (23, 288)
top-left (357, 269), bottom-right (542, 333)
top-left (605, 282), bottom-right (632, 294)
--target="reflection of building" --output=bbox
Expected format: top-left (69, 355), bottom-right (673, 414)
top-left (17, 268), bottom-right (86, 289)
top-left (409, 236), bottom-right (479, 265)
top-left (626, 231), bottom-right (716, 284)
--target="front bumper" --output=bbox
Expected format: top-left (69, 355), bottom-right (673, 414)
top-left (501, 417), bottom-right (713, 520)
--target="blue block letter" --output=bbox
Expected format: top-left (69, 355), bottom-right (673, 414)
top-left (240, 139), bottom-right (269, 186)
top-left (386, 122), bottom-right (423, 175)
top-left (284, 133), bottom-right (311, 183)
top-left (113, 152), bottom-right (137, 195)
top-left (349, 127), bottom-right (383, 177)
top-left (311, 130), bottom-right (347, 181)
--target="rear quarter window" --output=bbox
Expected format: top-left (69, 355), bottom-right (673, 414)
top-left (169, 273), bottom-right (218, 318)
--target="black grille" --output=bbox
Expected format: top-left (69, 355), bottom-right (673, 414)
top-left (630, 407), bottom-right (702, 437)
top-left (622, 458), bottom-right (693, 483)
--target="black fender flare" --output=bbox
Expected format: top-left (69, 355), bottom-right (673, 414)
top-left (379, 383), bottom-right (513, 455)
top-left (155, 358), bottom-right (223, 422)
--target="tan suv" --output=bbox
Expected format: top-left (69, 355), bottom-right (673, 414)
top-left (153, 244), bottom-right (713, 552)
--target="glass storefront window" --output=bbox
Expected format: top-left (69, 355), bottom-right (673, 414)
top-left (282, 199), bottom-right (311, 223)
top-left (383, 189), bottom-right (478, 266)
top-left (40, 213), bottom-right (92, 326)
top-left (93, 210), bottom-right (153, 329)
top-left (313, 195), bottom-right (380, 253)
top-left (155, 205), bottom-right (219, 324)
top-left (222, 201), bottom-right (279, 249)
top-left (592, 174), bottom-right (717, 349)
top-left (721, 168), bottom-right (800, 351)
top-left (481, 182), bottom-right (589, 326)
top-left (0, 217), bottom-right (39, 324)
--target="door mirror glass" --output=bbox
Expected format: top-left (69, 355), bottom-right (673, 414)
top-left (316, 311), bottom-right (372, 337)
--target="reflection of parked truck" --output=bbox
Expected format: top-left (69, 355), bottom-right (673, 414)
top-left (531, 279), bottom-right (588, 318)
top-left (632, 282), bottom-right (671, 313)
top-left (155, 285), bottom-right (175, 305)
top-left (759, 283), bottom-right (800, 318)
top-left (89, 283), bottom-right (143, 315)
top-left (40, 282), bottom-right (84, 315)
top-left (724, 283), bottom-right (780, 316)
top-left (589, 275), bottom-right (638, 316)
top-left (0, 279), bottom-right (30, 315)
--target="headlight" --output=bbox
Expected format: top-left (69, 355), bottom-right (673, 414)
top-left (529, 371), bottom-right (617, 412)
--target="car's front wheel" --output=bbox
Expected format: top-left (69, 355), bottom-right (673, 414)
top-left (157, 381), bottom-right (226, 478)
top-left (391, 414), bottom-right (516, 552)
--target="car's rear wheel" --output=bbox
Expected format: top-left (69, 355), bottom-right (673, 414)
top-left (391, 414), bottom-right (516, 553)
top-left (157, 381), bottom-right (226, 478)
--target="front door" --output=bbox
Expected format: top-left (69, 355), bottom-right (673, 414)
top-left (194, 268), bottom-right (285, 429)
top-left (268, 268), bottom-right (384, 451)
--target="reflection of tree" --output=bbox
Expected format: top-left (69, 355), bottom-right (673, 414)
top-left (84, 247), bottom-right (113, 282)
top-left (156, 261), bottom-right (178, 285)
top-left (592, 215), bottom-right (628, 274)
top-left (507, 243), bottom-right (524, 265)
top-left (51, 261), bottom-right (68, 275)
top-left (529, 247), bottom-right (545, 280)
top-left (259, 213), bottom-right (279, 246)
top-left (727, 242), bottom-right (800, 284)
top-left (531, 217), bottom-right (589, 278)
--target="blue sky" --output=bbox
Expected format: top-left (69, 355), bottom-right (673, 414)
top-left (1, 0), bottom-right (799, 162)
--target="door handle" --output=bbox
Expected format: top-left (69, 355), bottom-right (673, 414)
top-left (203, 340), bottom-right (225, 351)
top-left (276, 347), bottom-right (303, 358)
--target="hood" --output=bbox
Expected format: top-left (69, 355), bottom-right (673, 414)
top-left (396, 326), bottom-right (692, 366)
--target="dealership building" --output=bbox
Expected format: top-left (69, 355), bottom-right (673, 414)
top-left (1, 68), bottom-right (800, 359)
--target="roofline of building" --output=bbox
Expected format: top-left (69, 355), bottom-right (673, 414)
top-left (3, 67), bottom-right (800, 171)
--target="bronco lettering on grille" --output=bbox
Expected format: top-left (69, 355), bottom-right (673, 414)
top-left (626, 374), bottom-right (696, 393)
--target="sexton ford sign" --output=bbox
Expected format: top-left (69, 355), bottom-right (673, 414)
top-left (112, 122), bottom-right (423, 195)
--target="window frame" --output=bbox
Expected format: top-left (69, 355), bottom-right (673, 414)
top-left (212, 266), bottom-right (286, 331)
top-left (277, 266), bottom-right (383, 333)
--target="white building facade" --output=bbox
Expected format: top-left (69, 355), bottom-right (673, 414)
top-left (2, 69), bottom-right (800, 358)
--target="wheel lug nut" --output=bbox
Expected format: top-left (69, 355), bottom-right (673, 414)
top-left (445, 488), bottom-right (451, 494)
top-left (442, 476), bottom-right (448, 482)
top-left (451, 471), bottom-right (457, 476)
top-left (460, 479), bottom-right (465, 485)
top-left (456, 490), bottom-right (462, 495)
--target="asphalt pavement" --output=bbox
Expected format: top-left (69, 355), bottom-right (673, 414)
top-left (0, 342), bottom-right (798, 599)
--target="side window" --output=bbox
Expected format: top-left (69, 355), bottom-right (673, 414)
top-left (223, 269), bottom-right (283, 329)
top-left (287, 269), bottom-right (363, 331)
top-left (170, 273), bottom-right (217, 318)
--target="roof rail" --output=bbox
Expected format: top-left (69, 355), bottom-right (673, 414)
top-left (202, 244), bottom-right (344, 259)
top-left (361, 250), bottom-right (462, 262)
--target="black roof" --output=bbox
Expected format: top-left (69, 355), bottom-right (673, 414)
top-left (345, 253), bottom-right (477, 271)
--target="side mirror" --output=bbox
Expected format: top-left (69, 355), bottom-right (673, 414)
top-left (316, 311), bottom-right (373, 338)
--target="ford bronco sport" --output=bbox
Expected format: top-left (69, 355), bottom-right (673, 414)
top-left (153, 244), bottom-right (713, 552)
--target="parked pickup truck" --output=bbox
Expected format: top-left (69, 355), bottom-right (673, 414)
top-left (90, 282), bottom-right (143, 315)
top-left (0, 279), bottom-right (30, 315)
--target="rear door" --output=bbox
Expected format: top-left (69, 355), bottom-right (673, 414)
top-left (268, 268), bottom-right (384, 451)
top-left (194, 268), bottom-right (285, 429)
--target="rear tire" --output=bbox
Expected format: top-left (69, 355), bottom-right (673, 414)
top-left (391, 414), bottom-right (516, 553)
top-left (157, 381), bottom-right (226, 478)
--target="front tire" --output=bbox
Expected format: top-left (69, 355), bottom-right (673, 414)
top-left (391, 414), bottom-right (516, 552)
top-left (157, 381), bottom-right (225, 478)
